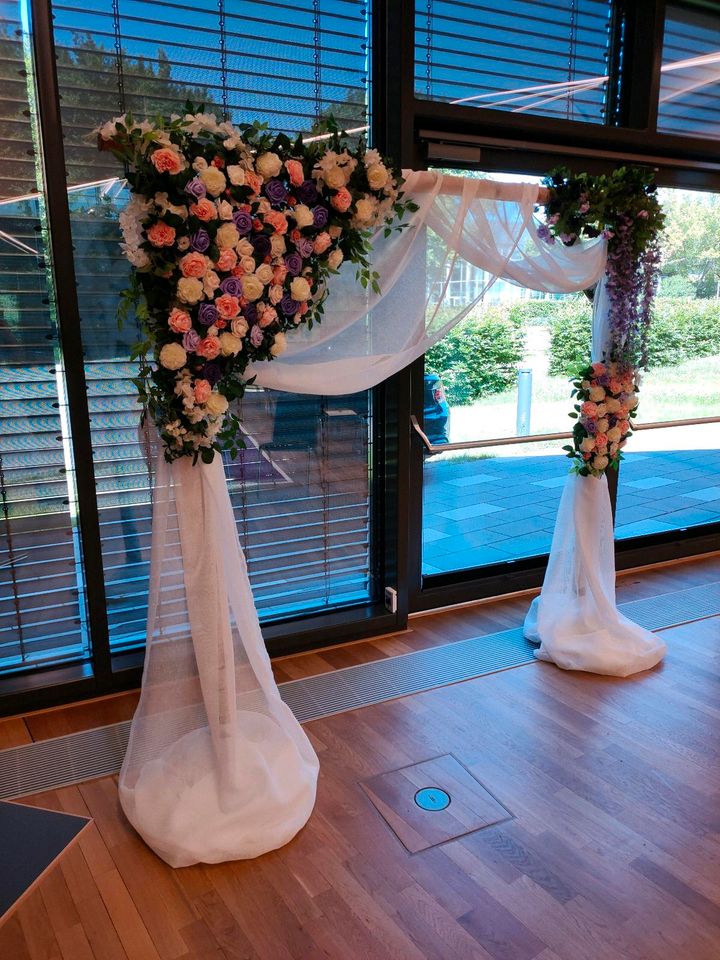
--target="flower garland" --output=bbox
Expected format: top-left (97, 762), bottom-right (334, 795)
top-left (539, 166), bottom-right (664, 478)
top-left (97, 108), bottom-right (415, 461)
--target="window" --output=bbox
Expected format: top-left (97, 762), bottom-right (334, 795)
top-left (659, 4), bottom-right (720, 141)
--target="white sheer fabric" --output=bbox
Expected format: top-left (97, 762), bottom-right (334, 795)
top-left (123, 172), bottom-right (612, 867)
top-left (524, 280), bottom-right (667, 676)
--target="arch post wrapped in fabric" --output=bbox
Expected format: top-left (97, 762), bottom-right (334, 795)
top-left (118, 172), bottom-right (611, 866)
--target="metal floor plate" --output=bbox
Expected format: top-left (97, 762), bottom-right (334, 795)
top-left (0, 580), bottom-right (717, 800)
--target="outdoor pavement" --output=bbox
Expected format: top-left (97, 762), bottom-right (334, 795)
top-left (422, 447), bottom-right (720, 574)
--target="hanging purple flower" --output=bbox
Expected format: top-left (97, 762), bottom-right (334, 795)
top-left (185, 177), bottom-right (206, 200)
top-left (284, 252), bottom-right (303, 276)
top-left (313, 205), bottom-right (329, 228)
top-left (250, 324), bottom-right (264, 348)
top-left (220, 276), bottom-right (243, 297)
top-left (190, 229), bottom-right (210, 253)
top-left (198, 303), bottom-right (219, 327)
top-left (202, 362), bottom-right (222, 386)
top-left (280, 295), bottom-right (299, 316)
top-left (264, 178), bottom-right (288, 205)
top-left (297, 180), bottom-right (318, 205)
top-left (232, 210), bottom-right (253, 235)
top-left (251, 234), bottom-right (271, 258)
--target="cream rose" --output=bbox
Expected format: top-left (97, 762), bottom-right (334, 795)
top-left (242, 273), bottom-right (265, 301)
top-left (293, 204), bottom-right (315, 228)
top-left (270, 235), bottom-right (287, 257)
top-left (269, 283), bottom-right (284, 305)
top-left (236, 238), bottom-right (254, 257)
top-left (216, 199), bottom-right (234, 220)
top-left (606, 426), bottom-right (622, 442)
top-left (290, 276), bottom-right (311, 301)
top-left (255, 152), bottom-right (282, 178)
top-left (216, 222), bottom-right (240, 249)
top-left (270, 332), bottom-right (287, 356)
top-left (192, 157), bottom-right (208, 172)
top-left (219, 332), bottom-right (243, 356)
top-left (227, 164), bottom-right (246, 186)
top-left (176, 236), bottom-right (190, 252)
top-left (596, 418), bottom-right (609, 433)
top-left (354, 197), bottom-right (375, 223)
top-left (589, 386), bottom-right (606, 402)
top-left (159, 342), bottom-right (187, 370)
top-left (177, 276), bottom-right (203, 304)
top-left (328, 249), bottom-right (344, 270)
top-left (323, 165), bottom-right (347, 190)
top-left (366, 163), bottom-right (389, 190)
top-left (231, 317), bottom-right (249, 338)
top-left (593, 455), bottom-right (609, 471)
top-left (579, 437), bottom-right (596, 453)
top-left (256, 263), bottom-right (273, 285)
top-left (199, 165), bottom-right (226, 196)
top-left (206, 392), bottom-right (229, 417)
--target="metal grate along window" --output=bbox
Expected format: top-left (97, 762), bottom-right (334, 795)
top-left (415, 0), bottom-right (612, 124)
top-left (659, 4), bottom-right (720, 141)
top-left (46, 0), bottom-right (373, 653)
top-left (0, 0), bottom-right (89, 673)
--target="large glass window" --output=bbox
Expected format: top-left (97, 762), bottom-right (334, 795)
top-left (659, 4), bottom-right (720, 141)
top-left (415, 0), bottom-right (612, 124)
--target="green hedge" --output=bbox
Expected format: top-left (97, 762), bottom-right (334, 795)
top-left (425, 307), bottom-right (525, 405)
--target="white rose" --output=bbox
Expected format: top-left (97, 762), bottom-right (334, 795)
top-left (242, 274), bottom-right (265, 301)
top-left (206, 392), bottom-right (229, 416)
top-left (596, 418), bottom-right (609, 433)
top-left (366, 163), bottom-right (389, 190)
top-left (255, 152), bottom-right (282, 179)
top-left (236, 238), bottom-right (254, 257)
top-left (290, 276), bottom-right (311, 301)
top-left (293, 204), bottom-right (315, 228)
top-left (256, 263), bottom-right (273, 285)
top-left (216, 222), bottom-right (240, 249)
top-left (199, 165), bottom-right (226, 197)
top-left (177, 277), bottom-right (203, 304)
top-left (589, 386), bottom-right (605, 402)
top-left (270, 332), bottom-right (287, 356)
top-left (240, 256), bottom-right (257, 274)
top-left (270, 235), bottom-right (286, 257)
top-left (269, 283), bottom-right (284, 305)
top-left (216, 200), bottom-right (234, 220)
top-left (227, 164), bottom-right (246, 186)
top-left (159, 342), bottom-right (187, 370)
top-left (328, 249), bottom-right (344, 270)
top-left (192, 157), bottom-right (209, 172)
top-left (354, 197), bottom-right (375, 224)
top-left (580, 437), bottom-right (596, 452)
top-left (323, 165), bottom-right (347, 190)
top-left (219, 333), bottom-right (243, 356)
top-left (593, 455), bottom-right (609, 471)
top-left (607, 426), bottom-right (622, 442)
top-left (231, 317), bottom-right (249, 337)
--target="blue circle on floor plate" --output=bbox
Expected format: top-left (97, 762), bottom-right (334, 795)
top-left (414, 787), bottom-right (451, 811)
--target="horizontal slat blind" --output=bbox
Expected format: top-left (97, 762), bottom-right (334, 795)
top-left (0, 1), bottom-right (88, 672)
top-left (415, 0), bottom-right (612, 124)
top-left (659, 4), bottom-right (720, 140)
top-left (46, 1), bottom-right (373, 653)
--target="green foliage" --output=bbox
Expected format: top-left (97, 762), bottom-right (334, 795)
top-left (425, 307), bottom-right (525, 405)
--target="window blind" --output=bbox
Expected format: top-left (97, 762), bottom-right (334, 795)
top-left (659, 4), bottom-right (720, 140)
top-left (415, 0), bottom-right (612, 125)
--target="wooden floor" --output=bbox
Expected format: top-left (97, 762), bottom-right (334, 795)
top-left (0, 555), bottom-right (719, 959)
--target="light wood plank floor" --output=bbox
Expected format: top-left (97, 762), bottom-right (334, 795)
top-left (0, 557), bottom-right (719, 959)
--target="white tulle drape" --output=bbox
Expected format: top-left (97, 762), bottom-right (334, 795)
top-left (523, 280), bottom-right (667, 676)
top-left (121, 172), bottom-right (611, 867)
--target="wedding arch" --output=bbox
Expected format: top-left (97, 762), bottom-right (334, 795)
top-left (98, 112), bottom-right (665, 867)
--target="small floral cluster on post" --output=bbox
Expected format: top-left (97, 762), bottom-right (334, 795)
top-left (564, 360), bottom-right (639, 478)
top-left (97, 106), bottom-right (414, 461)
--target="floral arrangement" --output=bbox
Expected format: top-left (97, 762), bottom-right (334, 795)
top-left (539, 166), bottom-right (664, 477)
top-left (563, 360), bottom-right (640, 477)
top-left (97, 107), bottom-right (414, 461)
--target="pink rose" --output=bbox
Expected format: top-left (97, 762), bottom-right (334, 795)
top-left (313, 231), bottom-right (332, 254)
top-left (215, 294), bottom-right (241, 319)
top-left (331, 187), bottom-right (352, 213)
top-left (608, 378), bottom-right (622, 394)
top-left (591, 362), bottom-right (606, 375)
top-left (196, 336), bottom-right (221, 360)
top-left (146, 222), bottom-right (176, 247)
top-left (190, 197), bottom-right (216, 222)
top-left (580, 401), bottom-right (598, 418)
top-left (151, 148), bottom-right (182, 175)
top-left (285, 159), bottom-right (305, 186)
top-left (595, 433), bottom-right (608, 448)
top-left (179, 252), bottom-right (207, 278)
top-left (216, 248), bottom-right (238, 272)
top-left (259, 305), bottom-right (278, 328)
top-left (168, 308), bottom-right (191, 334)
top-left (265, 211), bottom-right (288, 235)
top-left (194, 379), bottom-right (211, 404)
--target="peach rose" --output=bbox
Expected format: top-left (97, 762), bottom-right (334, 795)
top-left (590, 361), bottom-right (606, 375)
top-left (190, 197), bottom-right (216, 222)
top-left (168, 308), bottom-right (192, 334)
top-left (215, 294), bottom-right (241, 319)
top-left (580, 401), bottom-right (598, 418)
top-left (216, 248), bottom-right (238, 272)
top-left (245, 171), bottom-right (262, 195)
top-left (608, 378), bottom-right (623, 394)
top-left (151, 148), bottom-right (182, 175)
top-left (594, 433), bottom-right (608, 448)
top-left (285, 159), bottom-right (304, 186)
top-left (272, 265), bottom-right (288, 284)
top-left (265, 211), bottom-right (289, 235)
top-left (259, 305), bottom-right (278, 328)
top-left (196, 336), bottom-right (221, 360)
top-left (314, 232), bottom-right (332, 254)
top-left (619, 420), bottom-right (631, 435)
top-left (146, 222), bottom-right (176, 247)
top-left (179, 252), bottom-right (207, 278)
top-left (330, 187), bottom-right (352, 213)
top-left (194, 379), bottom-right (212, 404)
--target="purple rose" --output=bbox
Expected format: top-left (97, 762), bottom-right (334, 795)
top-left (202, 362), bottom-right (222, 386)
top-left (185, 177), bottom-right (206, 200)
top-left (232, 210), bottom-right (253, 235)
top-left (264, 178), bottom-right (288, 205)
top-left (252, 234), bottom-right (271, 258)
top-left (242, 302), bottom-right (258, 325)
top-left (297, 180), bottom-right (318, 205)
top-left (313, 205), bottom-right (328, 228)
top-left (250, 324), bottom-right (264, 348)
top-left (536, 224), bottom-right (554, 244)
top-left (296, 236), bottom-right (314, 258)
top-left (280, 295), bottom-right (299, 316)
top-left (284, 252), bottom-right (303, 276)
top-left (220, 276), bottom-right (243, 297)
top-left (183, 329), bottom-right (201, 352)
top-left (198, 303), bottom-right (219, 327)
top-left (190, 229), bottom-right (210, 253)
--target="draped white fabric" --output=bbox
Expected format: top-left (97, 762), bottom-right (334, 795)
top-left (121, 173), bottom-right (613, 867)
top-left (523, 280), bottom-right (667, 676)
